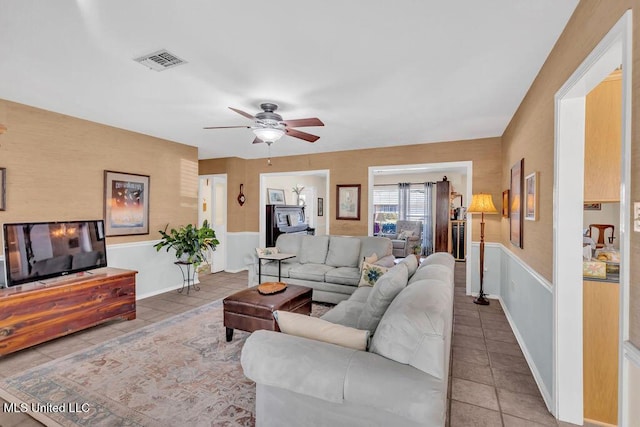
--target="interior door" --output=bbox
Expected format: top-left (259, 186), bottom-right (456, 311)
top-left (199, 175), bottom-right (226, 273)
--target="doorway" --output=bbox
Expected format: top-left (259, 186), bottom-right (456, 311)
top-left (553, 11), bottom-right (631, 425)
top-left (199, 174), bottom-right (227, 273)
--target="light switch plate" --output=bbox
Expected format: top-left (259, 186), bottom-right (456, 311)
top-left (635, 202), bottom-right (640, 232)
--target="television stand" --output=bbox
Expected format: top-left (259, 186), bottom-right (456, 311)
top-left (0, 267), bottom-right (137, 356)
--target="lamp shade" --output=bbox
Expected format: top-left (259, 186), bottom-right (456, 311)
top-left (253, 127), bottom-right (284, 143)
top-left (467, 193), bottom-right (498, 214)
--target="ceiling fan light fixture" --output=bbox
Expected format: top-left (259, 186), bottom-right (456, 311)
top-left (253, 127), bottom-right (284, 143)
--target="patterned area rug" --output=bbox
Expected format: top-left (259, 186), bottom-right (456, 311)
top-left (0, 300), bottom-right (332, 426)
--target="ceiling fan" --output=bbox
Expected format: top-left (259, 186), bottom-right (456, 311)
top-left (203, 103), bottom-right (324, 144)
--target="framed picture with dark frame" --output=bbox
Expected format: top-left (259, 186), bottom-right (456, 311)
top-left (584, 203), bottom-right (601, 211)
top-left (267, 188), bottom-right (286, 205)
top-left (524, 172), bottom-right (539, 221)
top-left (336, 184), bottom-right (361, 220)
top-left (502, 190), bottom-right (509, 218)
top-left (104, 170), bottom-right (150, 236)
top-left (0, 167), bottom-right (5, 211)
top-left (317, 197), bottom-right (324, 216)
top-left (510, 159), bottom-right (524, 248)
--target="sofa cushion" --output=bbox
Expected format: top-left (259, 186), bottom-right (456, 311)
top-left (71, 250), bottom-right (102, 270)
top-left (419, 252), bottom-right (455, 271)
top-left (260, 261), bottom-right (302, 279)
top-left (274, 310), bottom-right (370, 351)
top-left (358, 262), bottom-right (389, 287)
top-left (369, 278), bottom-right (452, 380)
top-left (321, 299), bottom-right (366, 328)
top-left (356, 263), bottom-right (408, 332)
top-left (289, 264), bottom-right (335, 282)
top-left (398, 254), bottom-right (419, 277)
top-left (299, 235), bottom-right (330, 264)
top-left (324, 266), bottom-right (360, 286)
top-left (32, 254), bottom-right (72, 276)
top-left (408, 263), bottom-right (454, 285)
top-left (325, 236), bottom-right (361, 268)
top-left (276, 234), bottom-right (303, 257)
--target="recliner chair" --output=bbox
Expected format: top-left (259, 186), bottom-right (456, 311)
top-left (387, 220), bottom-right (422, 258)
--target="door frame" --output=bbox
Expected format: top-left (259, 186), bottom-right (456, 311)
top-left (553, 11), bottom-right (631, 424)
top-left (199, 174), bottom-right (227, 273)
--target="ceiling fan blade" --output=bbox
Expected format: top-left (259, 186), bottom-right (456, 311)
top-left (281, 118), bottom-right (324, 128)
top-left (203, 125), bottom-right (251, 129)
top-left (229, 107), bottom-right (255, 120)
top-left (285, 128), bottom-right (320, 142)
top-left (252, 137), bottom-right (264, 144)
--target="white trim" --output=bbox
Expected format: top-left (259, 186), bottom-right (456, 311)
top-left (227, 231), bottom-right (260, 236)
top-left (368, 161), bottom-right (473, 292)
top-left (107, 239), bottom-right (160, 250)
top-left (498, 294), bottom-right (553, 410)
top-left (259, 169), bottom-right (330, 248)
top-left (553, 11), bottom-right (631, 424)
top-left (225, 267), bottom-right (248, 274)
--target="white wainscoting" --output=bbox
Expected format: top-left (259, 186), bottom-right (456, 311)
top-left (107, 240), bottom-right (185, 300)
top-left (225, 232), bottom-right (260, 273)
top-left (469, 242), bottom-right (554, 410)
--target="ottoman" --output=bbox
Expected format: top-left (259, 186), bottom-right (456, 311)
top-left (223, 284), bottom-right (312, 341)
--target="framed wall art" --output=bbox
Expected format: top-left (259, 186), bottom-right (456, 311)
top-left (510, 159), bottom-right (524, 248)
top-left (502, 190), bottom-right (509, 218)
top-left (104, 171), bottom-right (150, 236)
top-left (267, 188), bottom-right (286, 205)
top-left (317, 197), bottom-right (324, 216)
top-left (336, 184), bottom-right (361, 220)
top-left (584, 203), bottom-right (601, 211)
top-left (0, 167), bottom-right (5, 211)
top-left (524, 171), bottom-right (539, 221)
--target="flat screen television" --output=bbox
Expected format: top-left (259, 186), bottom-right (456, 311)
top-left (2, 220), bottom-right (107, 287)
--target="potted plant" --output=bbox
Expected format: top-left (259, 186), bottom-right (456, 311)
top-left (154, 220), bottom-right (219, 267)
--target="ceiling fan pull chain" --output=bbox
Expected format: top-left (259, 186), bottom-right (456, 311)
top-left (267, 142), bottom-right (272, 166)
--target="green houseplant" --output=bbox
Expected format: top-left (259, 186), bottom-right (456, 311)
top-left (153, 220), bottom-right (219, 267)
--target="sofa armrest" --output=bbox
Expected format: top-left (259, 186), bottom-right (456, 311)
top-left (241, 329), bottom-right (357, 403)
top-left (344, 351), bottom-right (446, 425)
top-left (376, 254), bottom-right (396, 268)
top-left (241, 330), bottom-right (446, 425)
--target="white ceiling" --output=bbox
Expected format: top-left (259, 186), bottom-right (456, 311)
top-left (0, 0), bottom-right (579, 160)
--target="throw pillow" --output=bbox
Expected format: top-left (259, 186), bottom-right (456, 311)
top-left (273, 310), bottom-right (370, 351)
top-left (255, 247), bottom-right (279, 257)
top-left (356, 263), bottom-right (409, 332)
top-left (358, 261), bottom-right (389, 287)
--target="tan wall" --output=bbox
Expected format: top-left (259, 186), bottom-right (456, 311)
top-left (501, 0), bottom-right (640, 346)
top-left (0, 99), bottom-right (198, 254)
top-left (200, 137), bottom-right (502, 241)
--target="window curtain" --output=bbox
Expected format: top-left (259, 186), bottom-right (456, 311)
top-left (423, 182), bottom-right (434, 255)
top-left (398, 183), bottom-right (410, 221)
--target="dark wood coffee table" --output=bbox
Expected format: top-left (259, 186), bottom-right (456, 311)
top-left (223, 284), bottom-right (312, 341)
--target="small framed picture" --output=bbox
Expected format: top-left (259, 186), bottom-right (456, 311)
top-left (267, 188), bottom-right (286, 205)
top-left (104, 170), bottom-right (150, 236)
top-left (317, 197), bottom-right (324, 216)
top-left (524, 172), bottom-right (539, 221)
top-left (336, 184), bottom-right (361, 220)
top-left (502, 190), bottom-right (509, 218)
top-left (584, 203), bottom-right (601, 211)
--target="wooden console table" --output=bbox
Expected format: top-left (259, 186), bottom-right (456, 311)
top-left (0, 267), bottom-right (137, 356)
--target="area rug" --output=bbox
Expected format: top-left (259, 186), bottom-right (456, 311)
top-left (0, 300), bottom-right (331, 426)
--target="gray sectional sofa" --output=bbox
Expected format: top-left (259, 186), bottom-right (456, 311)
top-left (241, 252), bottom-right (456, 426)
top-left (247, 234), bottom-right (395, 304)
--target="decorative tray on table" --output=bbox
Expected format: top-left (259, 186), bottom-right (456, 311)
top-left (257, 282), bottom-right (288, 295)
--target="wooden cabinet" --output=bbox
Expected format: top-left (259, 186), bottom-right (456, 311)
top-left (584, 70), bottom-right (622, 203)
top-left (0, 267), bottom-right (136, 356)
top-left (583, 279), bottom-right (619, 425)
top-left (435, 180), bottom-right (450, 252)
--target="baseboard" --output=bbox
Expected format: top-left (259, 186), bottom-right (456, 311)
top-left (497, 295), bottom-right (554, 413)
top-left (225, 267), bottom-right (248, 274)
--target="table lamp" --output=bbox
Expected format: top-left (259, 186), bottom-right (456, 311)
top-left (467, 193), bottom-right (498, 305)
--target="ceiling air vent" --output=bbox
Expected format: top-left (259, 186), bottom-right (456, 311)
top-left (134, 49), bottom-right (187, 71)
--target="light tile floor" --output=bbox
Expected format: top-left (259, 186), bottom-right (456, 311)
top-left (0, 266), bottom-right (591, 426)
